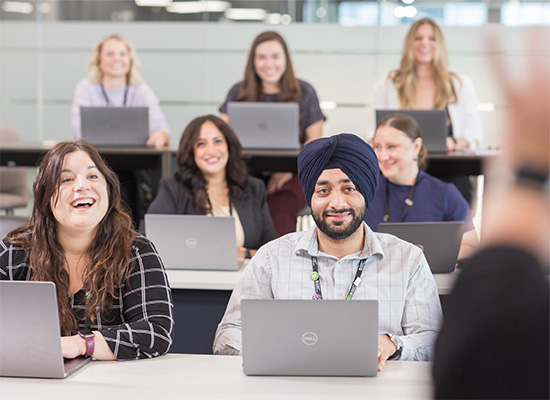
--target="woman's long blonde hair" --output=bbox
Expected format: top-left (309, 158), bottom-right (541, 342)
top-left (390, 18), bottom-right (459, 109)
top-left (88, 34), bottom-right (142, 85)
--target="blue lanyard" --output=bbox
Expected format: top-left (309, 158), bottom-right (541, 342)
top-left (310, 257), bottom-right (366, 300)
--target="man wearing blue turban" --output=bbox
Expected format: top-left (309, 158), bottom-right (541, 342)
top-left (215, 133), bottom-right (442, 371)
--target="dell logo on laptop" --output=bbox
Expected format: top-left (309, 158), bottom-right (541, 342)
top-left (186, 237), bottom-right (198, 249)
top-left (302, 332), bottom-right (318, 346)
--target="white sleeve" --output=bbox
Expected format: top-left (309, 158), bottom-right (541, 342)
top-left (448, 75), bottom-right (483, 149)
top-left (134, 83), bottom-right (171, 135)
top-left (71, 79), bottom-right (94, 139)
top-left (367, 73), bottom-right (400, 141)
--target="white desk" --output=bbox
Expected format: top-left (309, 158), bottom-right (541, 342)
top-left (0, 355), bottom-right (434, 400)
top-left (167, 267), bottom-right (458, 294)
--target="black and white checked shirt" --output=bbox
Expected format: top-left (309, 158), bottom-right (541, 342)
top-left (0, 236), bottom-right (174, 360)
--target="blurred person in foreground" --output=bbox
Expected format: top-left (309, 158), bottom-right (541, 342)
top-left (432, 32), bottom-right (549, 399)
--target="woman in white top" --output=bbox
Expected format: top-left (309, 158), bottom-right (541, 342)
top-left (372, 18), bottom-right (482, 151)
top-left (71, 34), bottom-right (170, 148)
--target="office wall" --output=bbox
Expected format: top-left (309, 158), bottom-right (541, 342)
top-left (1, 22), bottom-right (548, 147)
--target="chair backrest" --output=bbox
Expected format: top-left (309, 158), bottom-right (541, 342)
top-left (0, 215), bottom-right (29, 239)
top-left (0, 127), bottom-right (29, 211)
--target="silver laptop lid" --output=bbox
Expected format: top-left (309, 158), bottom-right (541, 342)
top-left (0, 281), bottom-right (91, 378)
top-left (241, 299), bottom-right (379, 377)
top-left (227, 102), bottom-right (300, 150)
top-left (377, 221), bottom-right (465, 274)
top-left (80, 106), bottom-right (149, 147)
top-left (144, 214), bottom-right (239, 271)
top-left (375, 109), bottom-right (448, 153)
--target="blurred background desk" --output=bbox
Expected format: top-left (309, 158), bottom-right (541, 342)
top-left (0, 354), bottom-right (434, 400)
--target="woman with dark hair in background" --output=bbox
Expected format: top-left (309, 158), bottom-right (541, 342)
top-left (366, 113), bottom-right (478, 260)
top-left (146, 115), bottom-right (277, 259)
top-left (0, 140), bottom-right (174, 360)
top-left (220, 31), bottom-right (326, 235)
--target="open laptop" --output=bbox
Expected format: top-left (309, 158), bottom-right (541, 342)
top-left (377, 221), bottom-right (465, 274)
top-left (80, 106), bottom-right (149, 147)
top-left (144, 214), bottom-right (240, 271)
top-left (227, 102), bottom-right (300, 150)
top-left (376, 109), bottom-right (448, 153)
top-left (0, 280), bottom-right (92, 379)
top-left (241, 299), bottom-right (379, 376)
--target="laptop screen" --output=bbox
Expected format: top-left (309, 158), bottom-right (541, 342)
top-left (227, 102), bottom-right (300, 150)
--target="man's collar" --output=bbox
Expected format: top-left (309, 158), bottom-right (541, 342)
top-left (295, 223), bottom-right (385, 260)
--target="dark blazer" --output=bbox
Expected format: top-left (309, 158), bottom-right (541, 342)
top-left (145, 176), bottom-right (277, 250)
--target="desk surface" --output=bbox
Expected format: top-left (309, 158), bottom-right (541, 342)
top-left (0, 354), bottom-right (434, 400)
top-left (167, 267), bottom-right (458, 295)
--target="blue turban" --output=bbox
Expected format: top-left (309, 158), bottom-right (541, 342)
top-left (297, 133), bottom-right (379, 208)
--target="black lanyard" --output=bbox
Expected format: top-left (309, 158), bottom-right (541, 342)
top-left (100, 84), bottom-right (129, 106)
top-left (383, 173), bottom-right (419, 223)
top-left (310, 257), bottom-right (367, 300)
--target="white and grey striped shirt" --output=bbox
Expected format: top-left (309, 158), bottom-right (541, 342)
top-left (214, 223), bottom-right (442, 360)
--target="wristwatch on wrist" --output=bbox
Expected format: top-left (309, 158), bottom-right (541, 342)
top-left (78, 329), bottom-right (95, 358)
top-left (386, 333), bottom-right (402, 360)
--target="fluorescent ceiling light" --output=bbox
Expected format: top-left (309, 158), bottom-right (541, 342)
top-left (167, 1), bottom-right (230, 13)
top-left (2, 1), bottom-right (34, 14)
top-left (224, 8), bottom-right (266, 20)
top-left (135, 0), bottom-right (172, 6)
top-left (394, 5), bottom-right (417, 18)
top-left (402, 0), bottom-right (415, 4)
top-left (320, 101), bottom-right (337, 110)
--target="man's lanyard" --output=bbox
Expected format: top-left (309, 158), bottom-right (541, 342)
top-left (383, 173), bottom-right (419, 223)
top-left (310, 257), bottom-right (367, 300)
top-left (100, 84), bottom-right (129, 106)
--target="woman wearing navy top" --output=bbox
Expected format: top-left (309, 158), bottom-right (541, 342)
top-left (220, 31), bottom-right (325, 236)
top-left (365, 113), bottom-right (478, 260)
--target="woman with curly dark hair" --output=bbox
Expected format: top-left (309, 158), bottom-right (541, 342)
top-left (146, 115), bottom-right (277, 259)
top-left (0, 140), bottom-right (174, 360)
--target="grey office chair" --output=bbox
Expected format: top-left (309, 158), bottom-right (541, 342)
top-left (0, 127), bottom-right (29, 215)
top-left (0, 215), bottom-right (28, 239)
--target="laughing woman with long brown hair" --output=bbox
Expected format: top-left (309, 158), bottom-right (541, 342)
top-left (0, 141), bottom-right (173, 360)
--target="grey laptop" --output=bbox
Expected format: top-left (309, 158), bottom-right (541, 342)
top-left (376, 109), bottom-right (448, 153)
top-left (241, 299), bottom-right (379, 377)
top-left (0, 281), bottom-right (92, 379)
top-left (80, 106), bottom-right (149, 147)
top-left (227, 102), bottom-right (300, 150)
top-left (377, 221), bottom-right (465, 274)
top-left (144, 214), bottom-right (239, 271)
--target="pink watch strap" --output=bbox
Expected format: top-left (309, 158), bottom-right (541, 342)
top-left (79, 333), bottom-right (95, 357)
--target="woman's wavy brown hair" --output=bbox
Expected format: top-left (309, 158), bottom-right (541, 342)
top-left (237, 31), bottom-right (301, 103)
top-left (175, 115), bottom-right (248, 215)
top-left (390, 18), bottom-right (459, 109)
top-left (375, 113), bottom-right (428, 171)
top-left (6, 140), bottom-right (137, 335)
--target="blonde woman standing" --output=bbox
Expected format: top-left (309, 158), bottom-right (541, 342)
top-left (372, 19), bottom-right (482, 152)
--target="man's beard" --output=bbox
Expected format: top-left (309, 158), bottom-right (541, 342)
top-left (312, 205), bottom-right (366, 240)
